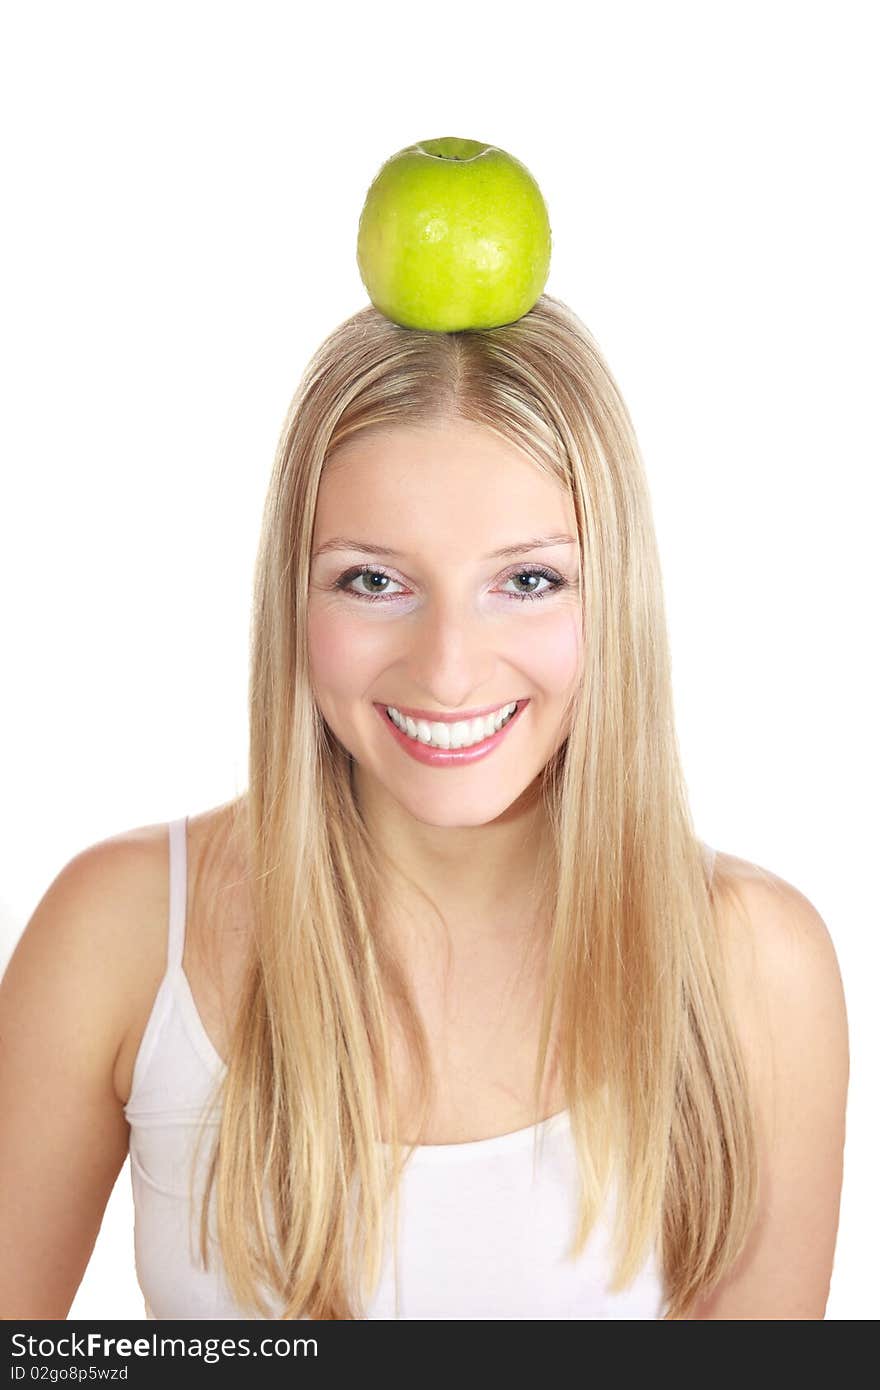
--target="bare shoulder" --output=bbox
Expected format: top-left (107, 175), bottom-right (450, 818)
top-left (108, 799), bottom-right (250, 1102)
top-left (711, 851), bottom-right (848, 1058)
top-left (12, 801), bottom-right (243, 1105)
top-left (18, 818), bottom-right (172, 989)
top-left (689, 849), bottom-right (850, 1318)
top-left (15, 819), bottom-right (176, 1083)
top-left (0, 810), bottom-right (224, 1317)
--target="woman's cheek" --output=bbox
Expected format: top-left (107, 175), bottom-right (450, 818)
top-left (518, 606), bottom-right (583, 695)
top-left (307, 601), bottom-right (391, 692)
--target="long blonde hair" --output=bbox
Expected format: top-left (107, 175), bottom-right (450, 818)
top-left (191, 293), bottom-right (758, 1319)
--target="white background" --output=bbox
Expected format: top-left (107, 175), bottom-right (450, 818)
top-left (1, 0), bottom-right (876, 1320)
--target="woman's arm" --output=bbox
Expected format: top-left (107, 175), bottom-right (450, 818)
top-left (0, 839), bottom-right (146, 1318)
top-left (687, 862), bottom-right (849, 1319)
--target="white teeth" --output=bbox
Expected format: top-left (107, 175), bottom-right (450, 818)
top-left (386, 701), bottom-right (519, 750)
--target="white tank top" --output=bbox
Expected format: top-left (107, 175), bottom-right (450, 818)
top-left (124, 817), bottom-right (718, 1320)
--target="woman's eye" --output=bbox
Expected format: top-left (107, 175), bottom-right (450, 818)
top-left (341, 569), bottom-right (405, 601)
top-left (504, 570), bottom-right (565, 601)
top-left (333, 565), bottom-right (568, 604)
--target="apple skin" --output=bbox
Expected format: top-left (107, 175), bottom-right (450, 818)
top-left (356, 136), bottom-right (552, 332)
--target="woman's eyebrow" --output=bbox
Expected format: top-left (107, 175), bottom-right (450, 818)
top-left (311, 534), bottom-right (577, 560)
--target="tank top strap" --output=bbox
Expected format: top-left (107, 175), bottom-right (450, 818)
top-left (166, 816), bottom-right (189, 975)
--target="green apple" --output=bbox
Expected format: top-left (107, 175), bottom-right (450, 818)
top-left (356, 136), bottom-right (552, 332)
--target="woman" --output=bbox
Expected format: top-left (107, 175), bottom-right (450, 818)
top-left (0, 295), bottom-right (848, 1319)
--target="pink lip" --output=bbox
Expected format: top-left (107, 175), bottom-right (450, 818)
top-left (375, 699), bottom-right (528, 767)
top-left (373, 699), bottom-right (524, 724)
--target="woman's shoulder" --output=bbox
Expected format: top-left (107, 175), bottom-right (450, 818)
top-left (689, 847), bottom-right (849, 1317)
top-left (709, 846), bottom-right (845, 1092)
top-left (3, 819), bottom-right (176, 1124)
top-left (29, 816), bottom-right (176, 980)
top-left (82, 798), bottom-right (245, 921)
top-left (56, 800), bottom-right (247, 1104)
top-left (710, 848), bottom-right (842, 986)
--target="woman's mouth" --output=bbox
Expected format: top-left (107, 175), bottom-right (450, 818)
top-left (373, 699), bottom-right (529, 766)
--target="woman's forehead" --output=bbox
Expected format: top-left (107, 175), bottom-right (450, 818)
top-left (316, 425), bottom-right (575, 541)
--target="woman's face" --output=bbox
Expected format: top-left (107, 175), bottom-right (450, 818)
top-left (307, 418), bottom-right (584, 829)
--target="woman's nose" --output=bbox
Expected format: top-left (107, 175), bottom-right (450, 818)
top-left (402, 596), bottom-right (504, 702)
